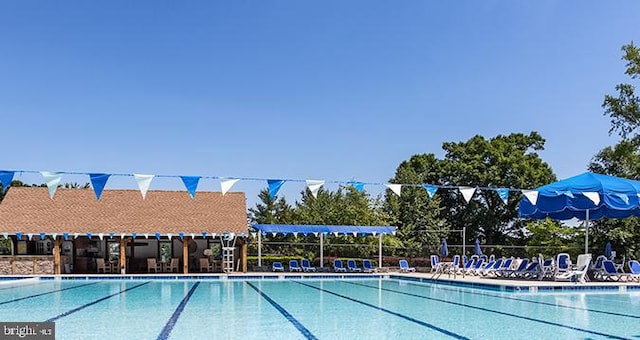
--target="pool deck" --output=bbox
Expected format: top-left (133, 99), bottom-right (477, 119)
top-left (1, 270), bottom-right (639, 292)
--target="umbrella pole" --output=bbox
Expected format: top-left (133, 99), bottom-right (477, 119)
top-left (462, 227), bottom-right (466, 278)
top-left (585, 210), bottom-right (589, 254)
top-left (320, 233), bottom-right (324, 268)
top-left (258, 231), bottom-right (262, 267)
top-left (378, 233), bottom-right (383, 269)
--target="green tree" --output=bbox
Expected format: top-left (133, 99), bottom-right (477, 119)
top-left (248, 189), bottom-right (294, 224)
top-left (525, 219), bottom-right (581, 259)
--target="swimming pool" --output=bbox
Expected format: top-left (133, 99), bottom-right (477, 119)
top-left (0, 278), bottom-right (638, 339)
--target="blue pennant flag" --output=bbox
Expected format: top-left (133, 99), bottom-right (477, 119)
top-left (63, 233), bottom-right (69, 241)
top-left (0, 171), bottom-right (15, 193)
top-left (40, 232), bottom-right (46, 240)
top-left (155, 232), bottom-right (161, 240)
top-left (16, 232), bottom-right (22, 240)
top-left (496, 188), bottom-right (509, 204)
top-left (422, 185), bottom-right (438, 198)
top-left (180, 176), bottom-right (200, 198)
top-left (267, 179), bottom-right (285, 199)
top-left (202, 232), bottom-right (207, 238)
top-left (86, 232), bottom-right (92, 239)
top-left (89, 173), bottom-right (111, 200)
top-left (178, 232), bottom-right (185, 240)
top-left (132, 232), bottom-right (137, 239)
top-left (109, 232), bottom-right (115, 239)
top-left (347, 181), bottom-right (365, 193)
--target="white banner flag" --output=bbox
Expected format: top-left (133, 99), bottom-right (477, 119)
top-left (40, 171), bottom-right (62, 199)
top-left (306, 179), bottom-right (325, 198)
top-left (134, 174), bottom-right (154, 199)
top-left (459, 187), bottom-right (476, 203)
top-left (523, 190), bottom-right (539, 205)
top-left (221, 179), bottom-right (240, 195)
top-left (386, 184), bottom-right (402, 197)
top-left (583, 192), bottom-right (600, 206)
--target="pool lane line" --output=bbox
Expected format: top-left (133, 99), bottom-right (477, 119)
top-left (46, 281), bottom-right (151, 322)
top-left (156, 281), bottom-right (200, 340)
top-left (0, 282), bottom-right (100, 306)
top-left (246, 282), bottom-right (319, 340)
top-left (392, 279), bottom-right (640, 320)
top-left (292, 281), bottom-right (469, 340)
top-left (346, 281), bottom-right (629, 340)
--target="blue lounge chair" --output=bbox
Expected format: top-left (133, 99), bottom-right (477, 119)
top-left (591, 255), bottom-right (607, 280)
top-left (555, 254), bottom-right (591, 283)
top-left (362, 259), bottom-right (376, 273)
top-left (272, 261), bottom-right (284, 272)
top-left (333, 259), bottom-right (347, 272)
top-left (449, 255), bottom-right (460, 274)
top-left (430, 255), bottom-right (440, 272)
top-left (555, 253), bottom-right (571, 276)
top-left (628, 260), bottom-right (640, 282)
top-left (465, 258), bottom-right (484, 275)
top-left (458, 258), bottom-right (474, 274)
top-left (399, 259), bottom-right (415, 272)
top-left (347, 259), bottom-right (362, 272)
top-left (494, 257), bottom-right (513, 277)
top-left (500, 258), bottom-right (528, 278)
top-left (600, 260), bottom-right (630, 281)
top-left (301, 258), bottom-right (316, 272)
top-left (289, 260), bottom-right (302, 272)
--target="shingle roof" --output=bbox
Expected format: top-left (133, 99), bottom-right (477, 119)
top-left (0, 187), bottom-right (247, 235)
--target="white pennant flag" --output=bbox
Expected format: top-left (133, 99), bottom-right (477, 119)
top-left (120, 233), bottom-right (126, 239)
top-left (386, 184), bottom-right (402, 197)
top-left (98, 233), bottom-right (104, 240)
top-left (52, 233), bottom-right (57, 239)
top-left (306, 180), bottom-right (325, 198)
top-left (2, 233), bottom-right (7, 239)
top-left (583, 192), bottom-right (600, 206)
top-left (190, 233), bottom-right (195, 239)
top-left (144, 233), bottom-right (149, 239)
top-left (73, 233), bottom-right (80, 239)
top-left (523, 190), bottom-right (539, 205)
top-left (459, 187), bottom-right (476, 203)
top-left (167, 233), bottom-right (173, 240)
top-left (40, 171), bottom-right (62, 199)
top-left (134, 174), bottom-right (154, 199)
top-left (220, 179), bottom-right (240, 195)
top-left (293, 232), bottom-right (298, 237)
top-left (211, 233), bottom-right (217, 238)
top-left (27, 233), bottom-right (33, 240)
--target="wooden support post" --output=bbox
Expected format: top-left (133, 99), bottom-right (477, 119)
top-left (53, 238), bottom-right (61, 275)
top-left (119, 238), bottom-right (126, 274)
top-left (241, 240), bottom-right (247, 273)
top-left (182, 237), bottom-right (189, 274)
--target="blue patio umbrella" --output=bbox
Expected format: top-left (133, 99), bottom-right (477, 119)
top-left (474, 239), bottom-right (483, 256)
top-left (605, 242), bottom-right (612, 259)
top-left (440, 239), bottom-right (449, 258)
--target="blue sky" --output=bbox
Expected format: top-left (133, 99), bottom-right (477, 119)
top-left (1, 1), bottom-right (638, 208)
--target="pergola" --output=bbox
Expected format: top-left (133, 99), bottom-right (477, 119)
top-left (252, 224), bottom-right (397, 268)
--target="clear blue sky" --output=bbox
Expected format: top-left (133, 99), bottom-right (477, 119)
top-left (1, 1), bottom-right (638, 208)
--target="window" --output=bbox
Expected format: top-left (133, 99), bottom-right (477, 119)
top-left (159, 241), bottom-right (172, 262)
top-left (0, 238), bottom-right (12, 255)
top-left (107, 241), bottom-right (120, 262)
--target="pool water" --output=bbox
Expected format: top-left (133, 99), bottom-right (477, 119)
top-left (0, 278), bottom-right (638, 339)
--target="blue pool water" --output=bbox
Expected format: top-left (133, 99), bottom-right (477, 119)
top-left (0, 278), bottom-right (639, 339)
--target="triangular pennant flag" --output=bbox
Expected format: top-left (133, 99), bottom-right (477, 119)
top-left (180, 176), bottom-right (200, 198)
top-left (583, 192), bottom-right (600, 206)
top-left (120, 233), bottom-right (125, 239)
top-left (352, 232), bottom-right (357, 237)
top-left (0, 171), bottom-right (15, 193)
top-left (292, 232), bottom-right (298, 237)
top-left (74, 233), bottom-right (80, 239)
top-left (89, 173), bottom-right (111, 200)
top-left (496, 188), bottom-right (509, 205)
top-left (386, 184), bottom-right (402, 197)
top-left (267, 179), bottom-right (285, 199)
top-left (39, 232), bottom-right (46, 240)
top-left (133, 174), bottom-right (154, 199)
top-left (211, 233), bottom-right (217, 238)
top-left (2, 233), bottom-right (8, 239)
top-left (132, 232), bottom-right (137, 239)
top-left (52, 233), bottom-right (58, 239)
top-left (422, 185), bottom-right (438, 198)
top-left (86, 232), bottom-right (92, 239)
top-left (109, 232), bottom-right (115, 239)
top-left (190, 233), bottom-right (195, 239)
top-left (144, 233), bottom-right (149, 239)
top-left (167, 233), bottom-right (173, 240)
top-left (313, 232), bottom-right (319, 237)
top-left (459, 187), bottom-right (476, 203)
top-left (63, 233), bottom-right (69, 241)
top-left (522, 190), bottom-right (539, 205)
top-left (98, 233), bottom-right (104, 240)
top-left (178, 232), bottom-right (184, 240)
top-left (155, 232), bottom-right (161, 240)
top-left (27, 233), bottom-right (33, 240)
top-left (220, 178), bottom-right (240, 195)
top-left (271, 232), bottom-right (277, 237)
top-left (372, 231), bottom-right (377, 237)
top-left (202, 232), bottom-right (207, 238)
top-left (306, 180), bottom-right (325, 198)
top-left (16, 232), bottom-right (23, 240)
top-left (40, 171), bottom-right (62, 198)
top-left (333, 232), bottom-right (339, 237)
top-left (347, 181), bottom-right (364, 192)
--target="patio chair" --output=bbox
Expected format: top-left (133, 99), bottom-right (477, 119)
top-left (500, 258), bottom-right (528, 278)
top-left (430, 255), bottom-right (440, 272)
top-left (289, 260), bottom-right (302, 272)
top-left (301, 258), bottom-right (316, 272)
top-left (272, 261), bottom-right (285, 272)
top-left (555, 253), bottom-right (571, 276)
top-left (199, 258), bottom-right (212, 273)
top-left (399, 259), bottom-right (416, 273)
top-left (555, 254), bottom-right (591, 283)
top-left (481, 258), bottom-right (502, 277)
top-left (362, 259), bottom-right (376, 273)
top-left (478, 259), bottom-right (496, 276)
top-left (148, 258), bottom-right (162, 273)
top-left (465, 258), bottom-right (485, 276)
top-left (165, 258), bottom-right (179, 273)
top-left (333, 259), bottom-right (347, 272)
top-left (96, 258), bottom-right (111, 274)
top-left (628, 260), bottom-right (640, 282)
top-left (590, 255), bottom-right (607, 280)
top-left (538, 254), bottom-right (555, 280)
top-left (347, 259), bottom-right (362, 272)
top-left (493, 257), bottom-right (513, 277)
top-left (450, 255), bottom-right (461, 274)
top-left (600, 260), bottom-right (630, 281)
top-left (458, 258), bottom-right (474, 275)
